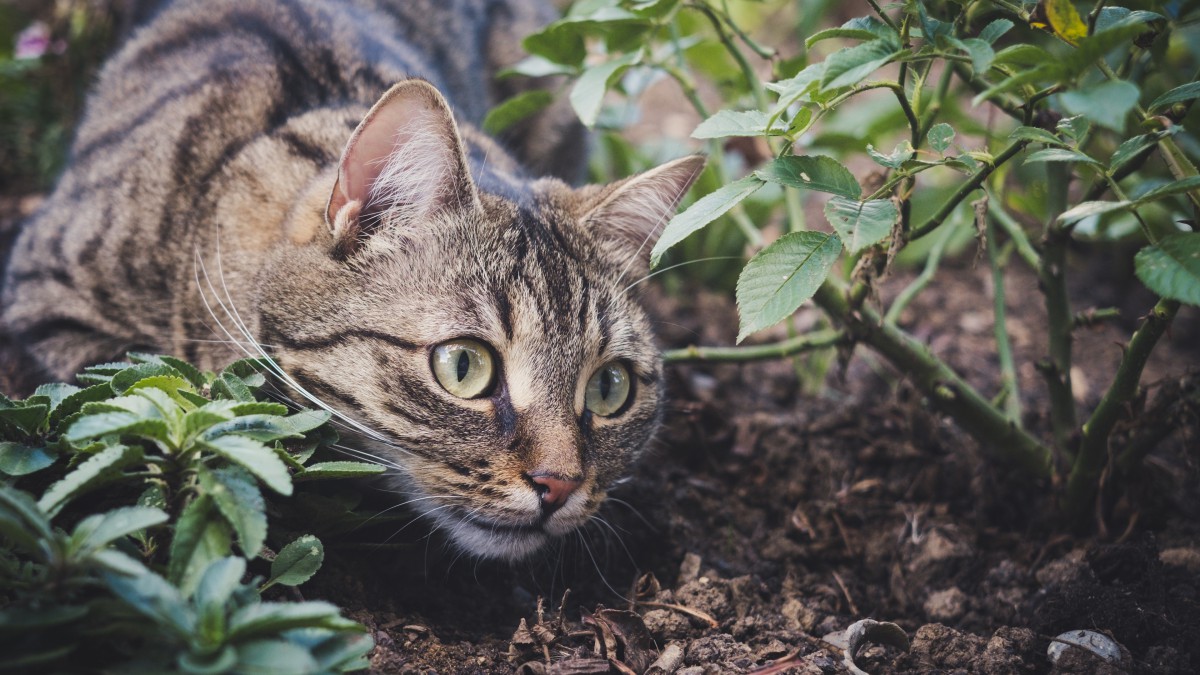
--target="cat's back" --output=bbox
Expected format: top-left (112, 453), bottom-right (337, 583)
top-left (3, 0), bottom-right (567, 380)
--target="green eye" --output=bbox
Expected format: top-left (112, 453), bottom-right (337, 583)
top-left (431, 339), bottom-right (496, 399)
top-left (584, 362), bottom-right (632, 417)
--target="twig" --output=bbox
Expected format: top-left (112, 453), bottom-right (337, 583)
top-left (832, 570), bottom-right (860, 616)
top-left (662, 329), bottom-right (842, 364)
top-left (987, 201), bottom-right (1041, 271)
top-left (1072, 308), bottom-right (1121, 329)
top-left (983, 196), bottom-right (1022, 423)
top-left (637, 601), bottom-right (720, 628)
top-left (1040, 163), bottom-right (1077, 460)
top-left (907, 140), bottom-right (1028, 240)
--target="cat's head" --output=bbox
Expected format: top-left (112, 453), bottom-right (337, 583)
top-left (259, 80), bottom-right (702, 561)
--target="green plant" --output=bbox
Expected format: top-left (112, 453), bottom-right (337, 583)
top-left (507, 0), bottom-right (1199, 522)
top-left (0, 354), bottom-right (382, 673)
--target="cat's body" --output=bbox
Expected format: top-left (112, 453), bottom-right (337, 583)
top-left (3, 0), bottom-right (702, 560)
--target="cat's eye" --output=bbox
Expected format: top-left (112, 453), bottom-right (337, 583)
top-left (584, 362), bottom-right (632, 417)
top-left (431, 339), bottom-right (496, 399)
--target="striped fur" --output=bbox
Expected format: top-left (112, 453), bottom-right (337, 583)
top-left (2, 0), bottom-right (703, 560)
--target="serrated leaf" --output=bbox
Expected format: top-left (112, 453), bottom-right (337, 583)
top-left (48, 383), bottom-right (114, 429)
top-left (1008, 126), bottom-right (1065, 146)
top-left (824, 197), bottom-right (898, 254)
top-left (482, 90), bottom-right (554, 135)
top-left (927, 123), bottom-right (955, 153)
top-left (268, 535), bottom-right (325, 588)
top-left (804, 17), bottom-right (890, 48)
top-left (1057, 115), bottom-right (1090, 142)
top-left (0, 486), bottom-right (53, 553)
top-left (569, 50), bottom-right (641, 128)
top-left (200, 435), bottom-right (293, 496)
top-left (766, 62), bottom-right (826, 106)
top-left (1134, 176), bottom-right (1200, 204)
top-left (735, 232), bottom-right (842, 342)
top-left (955, 37), bottom-right (994, 74)
top-left (754, 155), bottom-right (860, 199)
top-left (1109, 134), bottom-right (1160, 174)
top-left (309, 632), bottom-right (375, 671)
top-left (231, 601), bottom-right (355, 639)
top-left (194, 556), bottom-right (247, 618)
top-left (32, 383), bottom-right (79, 413)
top-left (971, 64), bottom-right (1062, 106)
top-left (203, 410), bottom-right (330, 444)
top-left (211, 372), bottom-right (255, 403)
top-left (168, 495), bottom-right (233, 597)
top-left (156, 356), bottom-right (206, 389)
top-left (102, 569), bottom-right (195, 637)
top-left (1024, 148), bottom-right (1101, 166)
top-left (992, 44), bottom-right (1052, 68)
top-left (201, 466), bottom-right (267, 558)
top-left (820, 38), bottom-right (901, 90)
top-left (979, 18), bottom-right (1014, 44)
top-left (1135, 233), bottom-right (1200, 306)
top-left (184, 407), bottom-right (237, 440)
top-left (90, 548), bottom-right (150, 575)
top-left (230, 401), bottom-right (290, 416)
top-left (0, 442), bottom-right (56, 476)
top-left (110, 363), bottom-right (184, 394)
top-left (1149, 82), bottom-right (1200, 113)
top-left (1094, 7), bottom-right (1164, 34)
top-left (0, 404), bottom-right (48, 435)
top-left (1061, 80), bottom-right (1139, 133)
top-left (70, 506), bottom-right (168, 556)
top-left (38, 444), bottom-right (142, 516)
top-left (650, 175), bottom-right (764, 267)
top-left (692, 109), bottom-right (788, 139)
top-left (293, 461), bottom-right (387, 481)
top-left (1045, 0), bottom-right (1088, 45)
top-left (64, 412), bottom-right (171, 444)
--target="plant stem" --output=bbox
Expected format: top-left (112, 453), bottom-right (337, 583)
top-left (884, 219), bottom-right (958, 325)
top-left (987, 201), bottom-right (1041, 270)
top-left (662, 329), bottom-right (842, 363)
top-left (865, 0), bottom-right (899, 30)
top-left (950, 63), bottom-right (1025, 121)
top-left (1039, 162), bottom-right (1077, 460)
top-left (814, 284), bottom-right (1053, 476)
top-left (908, 139), bottom-right (1028, 240)
top-left (1064, 298), bottom-right (1181, 521)
top-left (984, 199), bottom-right (1022, 423)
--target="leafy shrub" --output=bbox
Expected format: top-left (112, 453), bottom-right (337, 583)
top-left (0, 354), bottom-right (381, 673)
top-left (509, 0), bottom-right (1199, 521)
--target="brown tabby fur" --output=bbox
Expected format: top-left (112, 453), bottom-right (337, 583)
top-left (2, 0), bottom-right (703, 560)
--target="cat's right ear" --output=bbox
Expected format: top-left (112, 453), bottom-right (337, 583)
top-left (325, 79), bottom-right (479, 257)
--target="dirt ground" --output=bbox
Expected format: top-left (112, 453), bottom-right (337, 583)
top-left (3, 171), bottom-right (1200, 675)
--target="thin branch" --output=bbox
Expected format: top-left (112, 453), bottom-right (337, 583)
top-left (662, 330), bottom-right (842, 364)
top-left (987, 201), bottom-right (1041, 271)
top-left (984, 197), bottom-right (1022, 423)
top-left (884, 220), bottom-right (957, 325)
top-left (908, 139), bottom-right (1028, 240)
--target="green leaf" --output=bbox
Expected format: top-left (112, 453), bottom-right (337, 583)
top-left (1094, 8), bottom-right (1164, 34)
top-left (64, 412), bottom-right (171, 445)
top-left (1057, 115), bottom-right (1090, 142)
top-left (293, 461), bottom-right (387, 481)
top-left (766, 62), bottom-right (826, 105)
top-left (0, 486), bottom-right (53, 554)
top-left (991, 44), bottom-right (1053, 68)
top-left (1061, 80), bottom-right (1139, 133)
top-left (1008, 126), bottom-right (1066, 147)
top-left (979, 18), bottom-right (1014, 44)
top-left (38, 443), bottom-right (143, 516)
top-left (971, 64), bottom-right (1062, 106)
top-left (482, 90), bottom-right (554, 135)
top-left (735, 232), bottom-right (842, 342)
top-left (498, 55), bottom-right (575, 79)
top-left (194, 556), bottom-right (247, 625)
top-left (70, 506), bottom-right (168, 556)
top-left (309, 632), bottom-right (375, 672)
top-left (569, 51), bottom-right (641, 128)
top-left (1109, 134), bottom-right (1160, 174)
top-left (201, 466), bottom-right (267, 558)
top-left (268, 535), bottom-right (325, 588)
top-left (927, 123), bottom-right (955, 153)
top-left (211, 372), bottom-right (255, 403)
top-left (230, 401), bottom-right (290, 416)
top-left (110, 363), bottom-right (184, 394)
top-left (102, 568), bottom-right (196, 638)
top-left (1149, 82), bottom-right (1200, 113)
top-left (0, 404), bottom-right (49, 435)
top-left (954, 37), bottom-right (995, 74)
top-left (824, 197), bottom-right (898, 254)
top-left (158, 356), bottom-right (207, 389)
top-left (32, 383), bottom-right (79, 413)
top-left (203, 410), bottom-right (330, 443)
top-left (804, 16), bottom-right (893, 48)
top-left (0, 442), bottom-right (56, 476)
top-left (1024, 148), bottom-right (1101, 166)
top-left (234, 640), bottom-right (320, 674)
top-left (48, 383), bottom-right (114, 429)
top-left (1057, 200), bottom-right (1132, 225)
top-left (820, 38), bottom-right (901, 90)
top-left (201, 435), bottom-right (293, 496)
top-left (184, 406), bottom-right (237, 440)
top-left (649, 176), bottom-right (764, 268)
top-left (231, 602), bottom-right (356, 639)
top-left (754, 155), bottom-right (860, 199)
top-left (1134, 176), bottom-right (1200, 204)
top-left (168, 495), bottom-right (233, 597)
top-left (867, 141), bottom-right (913, 169)
top-left (1135, 233), bottom-right (1200, 306)
top-left (692, 110), bottom-right (788, 139)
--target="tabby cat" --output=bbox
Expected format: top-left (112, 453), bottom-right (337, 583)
top-left (2, 0), bottom-right (704, 561)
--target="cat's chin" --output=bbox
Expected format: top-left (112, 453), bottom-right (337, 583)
top-left (433, 511), bottom-right (553, 562)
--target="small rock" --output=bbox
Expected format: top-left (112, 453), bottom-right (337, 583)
top-left (643, 609), bottom-right (693, 640)
top-left (679, 553), bottom-right (702, 584)
top-left (924, 587), bottom-right (968, 621)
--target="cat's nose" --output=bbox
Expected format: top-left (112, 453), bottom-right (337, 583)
top-left (526, 471), bottom-right (582, 515)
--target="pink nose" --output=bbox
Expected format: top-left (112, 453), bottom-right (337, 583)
top-left (527, 472), bottom-right (582, 514)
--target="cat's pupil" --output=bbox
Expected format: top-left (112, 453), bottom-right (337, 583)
top-left (456, 351), bottom-right (470, 382)
top-left (599, 368), bottom-right (611, 400)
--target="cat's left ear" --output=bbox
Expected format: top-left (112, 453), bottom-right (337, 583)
top-left (325, 79), bottom-right (479, 255)
top-left (578, 154), bottom-right (706, 262)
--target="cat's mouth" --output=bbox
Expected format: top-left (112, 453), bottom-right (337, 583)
top-left (430, 504), bottom-right (585, 561)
